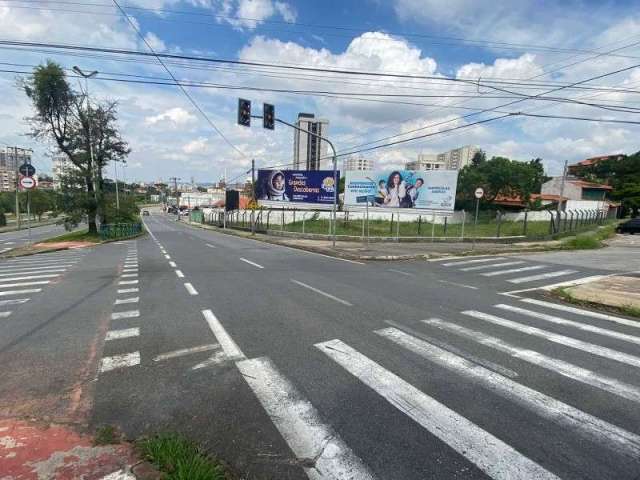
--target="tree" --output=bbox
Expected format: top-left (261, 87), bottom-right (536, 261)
top-left (22, 61), bottom-right (130, 232)
top-left (27, 189), bottom-right (55, 221)
top-left (471, 149), bottom-right (487, 167)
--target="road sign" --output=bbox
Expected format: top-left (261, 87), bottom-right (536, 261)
top-left (19, 163), bottom-right (36, 177)
top-left (475, 187), bottom-right (484, 199)
top-left (19, 176), bottom-right (36, 189)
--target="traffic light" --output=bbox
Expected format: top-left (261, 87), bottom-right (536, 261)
top-left (263, 103), bottom-right (275, 130)
top-left (237, 98), bottom-right (251, 127)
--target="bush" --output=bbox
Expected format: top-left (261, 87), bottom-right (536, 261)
top-left (563, 234), bottom-right (601, 249)
top-left (0, 211), bottom-right (6, 227)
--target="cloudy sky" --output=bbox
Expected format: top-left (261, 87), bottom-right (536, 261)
top-left (0, 0), bottom-right (639, 183)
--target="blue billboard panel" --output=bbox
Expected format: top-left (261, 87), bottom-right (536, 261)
top-left (345, 170), bottom-right (458, 211)
top-left (256, 169), bottom-right (338, 205)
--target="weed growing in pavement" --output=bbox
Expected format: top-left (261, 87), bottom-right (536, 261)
top-left (551, 288), bottom-right (640, 320)
top-left (138, 433), bottom-right (227, 480)
top-left (94, 425), bottom-right (120, 445)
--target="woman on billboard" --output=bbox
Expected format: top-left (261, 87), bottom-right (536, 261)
top-left (260, 170), bottom-right (289, 201)
top-left (383, 171), bottom-right (407, 208)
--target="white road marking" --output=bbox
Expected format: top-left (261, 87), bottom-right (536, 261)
top-left (121, 273), bottom-right (138, 278)
top-left (191, 350), bottom-right (228, 370)
top-left (0, 280), bottom-right (50, 288)
top-left (437, 279), bottom-right (478, 290)
top-left (0, 274), bottom-right (59, 282)
top-left (0, 266), bottom-right (69, 274)
top-left (0, 288), bottom-right (42, 296)
top-left (482, 265), bottom-right (545, 277)
top-left (462, 310), bottom-right (640, 368)
top-left (168, 261), bottom-right (176, 268)
top-left (239, 257), bottom-right (264, 269)
top-left (100, 352), bottom-right (140, 373)
top-left (0, 311), bottom-right (12, 318)
top-left (387, 268), bottom-right (414, 276)
top-left (153, 343), bottom-right (219, 362)
top-left (236, 356), bottom-right (375, 480)
top-left (118, 280), bottom-right (139, 285)
top-left (460, 261), bottom-right (525, 272)
top-left (503, 275), bottom-right (609, 297)
top-left (105, 327), bottom-right (140, 341)
top-left (316, 339), bottom-right (559, 480)
top-left (0, 298), bottom-right (29, 306)
top-left (124, 263), bottom-right (138, 267)
top-left (378, 326), bottom-right (640, 457)
top-left (508, 270), bottom-right (577, 284)
top-left (115, 297), bottom-right (139, 305)
top-left (175, 270), bottom-right (184, 278)
top-left (164, 254), bottom-right (171, 259)
top-left (184, 282), bottom-right (198, 295)
top-left (442, 257), bottom-right (505, 266)
top-left (1, 259), bottom-right (78, 268)
top-left (495, 304), bottom-right (640, 346)
top-left (122, 268), bottom-right (137, 273)
top-left (202, 309), bottom-right (244, 360)
top-left (425, 318), bottom-right (640, 404)
top-left (290, 279), bottom-right (353, 306)
top-left (111, 310), bottom-right (140, 320)
top-left (206, 243), bottom-right (216, 248)
top-left (521, 298), bottom-right (640, 328)
top-left (118, 288), bottom-right (138, 294)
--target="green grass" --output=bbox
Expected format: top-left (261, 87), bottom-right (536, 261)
top-left (561, 223), bottom-right (617, 250)
top-left (94, 425), bottom-right (119, 445)
top-left (552, 287), bottom-right (640, 319)
top-left (138, 434), bottom-right (227, 480)
top-left (42, 229), bottom-right (102, 243)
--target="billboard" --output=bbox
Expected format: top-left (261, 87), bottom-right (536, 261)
top-left (344, 170), bottom-right (458, 211)
top-left (256, 169), bottom-right (338, 205)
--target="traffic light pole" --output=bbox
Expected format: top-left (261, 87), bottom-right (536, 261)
top-left (272, 117), bottom-right (338, 248)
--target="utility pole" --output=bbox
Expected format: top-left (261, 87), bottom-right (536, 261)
top-left (13, 147), bottom-right (20, 229)
top-left (556, 160), bottom-right (568, 232)
top-left (251, 158), bottom-right (256, 234)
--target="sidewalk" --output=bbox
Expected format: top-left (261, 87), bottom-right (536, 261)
top-left (560, 274), bottom-right (640, 313)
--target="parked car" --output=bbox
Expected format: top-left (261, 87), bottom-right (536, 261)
top-left (616, 217), bottom-right (640, 234)
top-left (142, 210), bottom-right (150, 216)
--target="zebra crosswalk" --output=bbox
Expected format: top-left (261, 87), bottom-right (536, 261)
top-left (199, 296), bottom-right (640, 479)
top-left (434, 255), bottom-right (591, 286)
top-left (0, 250), bottom-right (86, 318)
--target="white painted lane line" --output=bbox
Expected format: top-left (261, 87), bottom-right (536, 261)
top-left (290, 279), bottom-right (353, 306)
top-left (118, 280), bottom-right (138, 285)
top-left (153, 343), bottom-right (219, 362)
top-left (387, 268), bottom-right (414, 276)
top-left (206, 243), bottom-right (216, 248)
top-left (482, 265), bottom-right (545, 277)
top-left (164, 254), bottom-right (171, 260)
top-left (124, 262), bottom-right (138, 267)
top-left (122, 269), bottom-right (137, 273)
top-left (438, 279), bottom-right (478, 290)
top-left (105, 327), bottom-right (140, 341)
top-left (0, 266), bottom-right (69, 273)
top-left (495, 304), bottom-right (640, 346)
top-left (115, 297), bottom-right (139, 305)
top-left (460, 261), bottom-right (525, 272)
top-left (1, 260), bottom-right (78, 268)
top-left (118, 288), bottom-right (138, 294)
top-left (100, 352), bottom-right (140, 373)
top-left (184, 282), bottom-right (198, 295)
top-left (175, 270), bottom-right (184, 278)
top-left (121, 273), bottom-right (138, 278)
top-left (462, 310), bottom-right (640, 368)
top-left (168, 261), bottom-right (176, 268)
top-left (0, 274), bottom-right (59, 282)
top-left (442, 257), bottom-right (505, 266)
top-left (521, 298), bottom-right (640, 328)
top-left (239, 257), bottom-right (264, 269)
top-left (237, 356), bottom-right (375, 479)
top-left (0, 311), bottom-right (12, 318)
top-left (0, 298), bottom-right (29, 306)
top-left (202, 309), bottom-right (244, 360)
top-left (0, 280), bottom-right (50, 288)
top-left (508, 270), bottom-right (577, 284)
top-left (0, 288), bottom-right (42, 296)
top-left (191, 351), bottom-right (227, 370)
top-left (316, 339), bottom-right (559, 480)
top-left (111, 310), bottom-right (140, 320)
top-left (500, 275), bottom-right (609, 297)
top-left (425, 318), bottom-right (640, 404)
top-left (378, 326), bottom-right (640, 457)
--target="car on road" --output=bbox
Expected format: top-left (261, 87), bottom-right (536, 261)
top-left (616, 217), bottom-right (640, 234)
top-left (142, 210), bottom-right (150, 216)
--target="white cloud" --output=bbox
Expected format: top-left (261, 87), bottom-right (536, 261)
top-left (456, 54), bottom-right (543, 81)
top-left (144, 32), bottom-right (166, 52)
top-left (214, 0), bottom-right (296, 29)
top-left (274, 1), bottom-right (296, 22)
top-left (145, 107), bottom-right (197, 126)
top-left (182, 137), bottom-right (210, 154)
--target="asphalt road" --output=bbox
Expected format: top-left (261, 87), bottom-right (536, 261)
top-left (0, 222), bottom-right (69, 253)
top-left (2, 211), bottom-right (639, 479)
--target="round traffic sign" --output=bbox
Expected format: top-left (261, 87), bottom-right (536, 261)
top-left (20, 176), bottom-right (36, 189)
top-left (18, 163), bottom-right (36, 177)
top-left (475, 187), bottom-right (484, 199)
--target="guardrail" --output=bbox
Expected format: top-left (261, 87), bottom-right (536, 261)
top-left (99, 223), bottom-right (143, 240)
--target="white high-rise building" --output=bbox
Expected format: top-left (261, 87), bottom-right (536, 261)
top-left (0, 147), bottom-right (31, 192)
top-left (293, 113), bottom-right (329, 170)
top-left (437, 145), bottom-right (480, 170)
top-left (52, 154), bottom-right (78, 190)
top-left (343, 156), bottom-right (375, 171)
top-left (405, 153), bottom-right (446, 171)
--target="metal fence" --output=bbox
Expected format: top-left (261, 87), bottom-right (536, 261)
top-left (200, 207), bottom-right (612, 242)
top-left (99, 222), bottom-right (143, 240)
